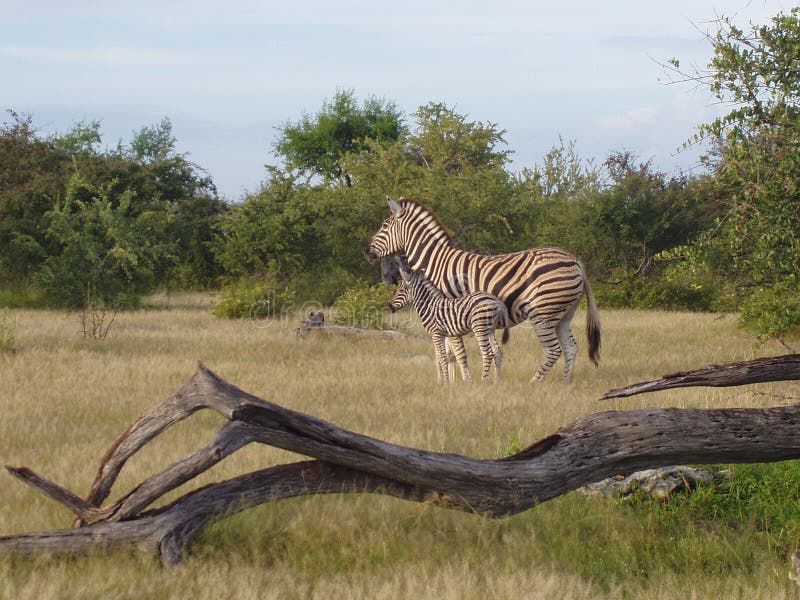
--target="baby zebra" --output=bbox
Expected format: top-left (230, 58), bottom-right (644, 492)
top-left (389, 266), bottom-right (509, 383)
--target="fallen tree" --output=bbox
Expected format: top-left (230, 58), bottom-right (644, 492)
top-left (1, 357), bottom-right (800, 567)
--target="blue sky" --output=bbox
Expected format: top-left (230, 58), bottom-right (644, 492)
top-left (2, 1), bottom-right (791, 200)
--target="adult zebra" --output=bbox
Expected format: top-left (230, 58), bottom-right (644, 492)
top-left (365, 197), bottom-right (601, 382)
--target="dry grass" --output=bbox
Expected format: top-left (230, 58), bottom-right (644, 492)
top-left (0, 295), bottom-right (798, 598)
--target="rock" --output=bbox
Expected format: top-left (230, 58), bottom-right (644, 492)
top-left (580, 466), bottom-right (729, 501)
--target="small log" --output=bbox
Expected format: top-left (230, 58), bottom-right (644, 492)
top-left (2, 361), bottom-right (800, 566)
top-left (295, 323), bottom-right (411, 339)
top-left (602, 354), bottom-right (800, 400)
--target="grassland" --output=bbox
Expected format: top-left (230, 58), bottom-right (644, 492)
top-left (1, 293), bottom-right (799, 599)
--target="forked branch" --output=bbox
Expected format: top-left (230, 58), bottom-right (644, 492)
top-left (2, 359), bottom-right (800, 566)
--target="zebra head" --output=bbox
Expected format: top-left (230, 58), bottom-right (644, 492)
top-left (388, 258), bottom-right (413, 313)
top-left (364, 197), bottom-right (406, 263)
top-left (388, 279), bottom-right (409, 313)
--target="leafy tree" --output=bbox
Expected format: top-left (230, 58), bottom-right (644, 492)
top-left (128, 117), bottom-right (176, 164)
top-left (40, 173), bottom-right (175, 309)
top-left (593, 152), bottom-right (715, 275)
top-left (0, 111), bottom-right (65, 283)
top-left (667, 8), bottom-right (800, 339)
top-left (406, 102), bottom-right (511, 175)
top-left (0, 112), bottom-right (225, 295)
top-left (274, 89), bottom-right (405, 186)
top-left (342, 102), bottom-right (523, 254)
top-left (101, 117), bottom-right (225, 288)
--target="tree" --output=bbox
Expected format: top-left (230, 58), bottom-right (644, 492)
top-left (39, 173), bottom-right (175, 309)
top-left (274, 90), bottom-right (405, 186)
top-left (127, 117), bottom-right (176, 164)
top-left (0, 111), bottom-right (63, 283)
top-left (406, 102), bottom-right (511, 175)
top-left (666, 8), bottom-right (800, 339)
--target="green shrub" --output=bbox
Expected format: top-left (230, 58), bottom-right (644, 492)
top-left (332, 284), bottom-right (395, 330)
top-left (593, 264), bottom-right (726, 312)
top-left (739, 283), bottom-right (800, 342)
top-left (287, 266), bottom-right (361, 307)
top-left (213, 277), bottom-right (296, 320)
top-left (0, 285), bottom-right (46, 309)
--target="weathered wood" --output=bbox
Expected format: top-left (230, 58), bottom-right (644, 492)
top-left (295, 323), bottom-right (412, 338)
top-left (2, 361), bottom-right (800, 566)
top-left (602, 354), bottom-right (800, 399)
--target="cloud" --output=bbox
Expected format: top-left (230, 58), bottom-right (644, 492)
top-left (0, 43), bottom-right (208, 68)
top-left (596, 105), bottom-right (661, 136)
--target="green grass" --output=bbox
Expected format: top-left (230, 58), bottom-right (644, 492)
top-left (0, 296), bottom-right (799, 598)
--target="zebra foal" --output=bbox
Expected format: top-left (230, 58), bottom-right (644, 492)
top-left (389, 265), bottom-right (508, 383)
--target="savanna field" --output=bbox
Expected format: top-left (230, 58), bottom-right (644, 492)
top-left (0, 293), bottom-right (798, 599)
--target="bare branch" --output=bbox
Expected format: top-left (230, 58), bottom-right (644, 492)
top-left (2, 360), bottom-right (800, 566)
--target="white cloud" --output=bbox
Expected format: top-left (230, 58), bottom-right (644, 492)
top-left (1, 43), bottom-right (210, 68)
top-left (596, 105), bottom-right (661, 136)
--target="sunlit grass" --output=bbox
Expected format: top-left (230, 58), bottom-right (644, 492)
top-left (0, 294), bottom-right (798, 598)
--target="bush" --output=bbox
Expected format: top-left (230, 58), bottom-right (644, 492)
top-left (593, 264), bottom-right (726, 312)
top-left (213, 277), bottom-right (296, 320)
top-left (0, 285), bottom-right (46, 309)
top-left (287, 266), bottom-right (361, 307)
top-left (332, 284), bottom-right (395, 330)
top-left (739, 283), bottom-right (800, 342)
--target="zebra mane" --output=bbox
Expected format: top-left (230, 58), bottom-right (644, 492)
top-left (398, 197), bottom-right (452, 243)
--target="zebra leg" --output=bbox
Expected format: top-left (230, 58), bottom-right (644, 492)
top-left (444, 338), bottom-right (457, 382)
top-left (492, 334), bottom-right (503, 383)
top-left (475, 328), bottom-right (494, 382)
top-left (556, 302), bottom-right (580, 381)
top-left (431, 332), bottom-right (450, 384)
top-left (448, 336), bottom-right (472, 383)
top-left (529, 318), bottom-right (563, 383)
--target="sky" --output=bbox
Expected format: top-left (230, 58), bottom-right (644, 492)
top-left (1, 0), bottom-right (792, 201)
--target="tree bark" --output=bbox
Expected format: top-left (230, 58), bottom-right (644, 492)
top-left (602, 354), bottom-right (800, 399)
top-left (1, 359), bottom-right (800, 566)
top-left (295, 323), bottom-right (411, 338)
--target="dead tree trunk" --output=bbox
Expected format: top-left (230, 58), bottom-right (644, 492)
top-left (2, 359), bottom-right (800, 566)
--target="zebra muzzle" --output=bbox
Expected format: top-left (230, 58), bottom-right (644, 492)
top-left (364, 247), bottom-right (379, 263)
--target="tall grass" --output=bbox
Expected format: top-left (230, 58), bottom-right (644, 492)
top-left (0, 308), bottom-right (15, 353)
top-left (0, 295), bottom-right (798, 598)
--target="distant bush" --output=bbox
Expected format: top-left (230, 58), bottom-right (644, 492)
top-left (332, 284), bottom-right (395, 330)
top-left (287, 266), bottom-right (361, 307)
top-left (593, 264), bottom-right (727, 312)
top-left (0, 286), bottom-right (46, 309)
top-left (213, 277), bottom-right (296, 320)
top-left (739, 284), bottom-right (800, 342)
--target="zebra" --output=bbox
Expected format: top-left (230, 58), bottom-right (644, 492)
top-left (389, 264), bottom-right (509, 383)
top-left (365, 197), bottom-right (600, 382)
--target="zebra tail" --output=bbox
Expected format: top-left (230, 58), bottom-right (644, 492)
top-left (501, 328), bottom-right (510, 344)
top-left (584, 272), bottom-right (601, 367)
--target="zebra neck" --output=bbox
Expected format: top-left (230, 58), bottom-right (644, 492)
top-left (411, 288), bottom-right (446, 330)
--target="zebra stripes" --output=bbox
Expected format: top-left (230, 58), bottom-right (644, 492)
top-left (390, 266), bottom-right (508, 383)
top-left (365, 197), bottom-right (600, 382)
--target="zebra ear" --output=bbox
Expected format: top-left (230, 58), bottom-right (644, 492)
top-left (399, 268), bottom-right (411, 282)
top-left (387, 196), bottom-right (404, 217)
